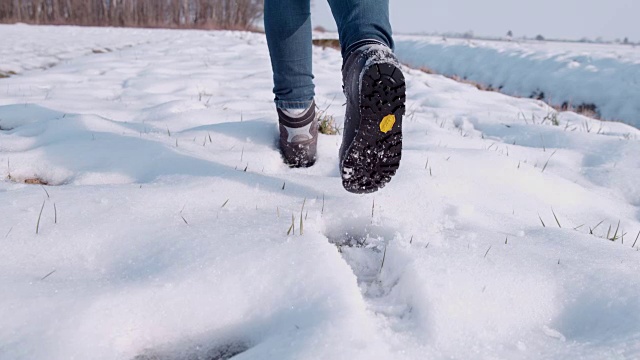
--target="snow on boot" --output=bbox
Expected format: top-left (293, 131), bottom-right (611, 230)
top-left (339, 43), bottom-right (406, 194)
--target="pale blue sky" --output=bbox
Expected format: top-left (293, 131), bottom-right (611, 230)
top-left (312, 0), bottom-right (639, 41)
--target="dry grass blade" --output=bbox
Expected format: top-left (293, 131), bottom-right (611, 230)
top-left (633, 231), bottom-right (640, 248)
top-left (317, 113), bottom-right (340, 135)
top-left (36, 200), bottom-right (46, 234)
top-left (551, 208), bottom-right (562, 228)
top-left (54, 203), bottom-right (57, 224)
top-left (40, 269), bottom-right (56, 281)
top-left (610, 220), bottom-right (620, 241)
top-left (538, 213), bottom-right (546, 227)
top-left (379, 245), bottom-right (388, 273)
top-left (371, 199), bottom-right (375, 218)
top-left (286, 214), bottom-right (295, 236)
top-left (41, 185), bottom-right (50, 198)
top-left (484, 245), bottom-right (492, 258)
top-left (221, 199), bottom-right (230, 208)
top-left (590, 219), bottom-right (605, 234)
top-left (24, 177), bottom-right (48, 185)
top-left (541, 150), bottom-right (557, 173)
top-left (300, 198), bottom-right (306, 235)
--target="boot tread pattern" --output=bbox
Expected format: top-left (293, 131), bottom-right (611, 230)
top-left (341, 63), bottom-right (406, 193)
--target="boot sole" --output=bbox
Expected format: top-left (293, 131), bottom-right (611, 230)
top-left (341, 62), bottom-right (406, 194)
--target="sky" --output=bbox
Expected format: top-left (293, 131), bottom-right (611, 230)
top-left (311, 0), bottom-right (640, 41)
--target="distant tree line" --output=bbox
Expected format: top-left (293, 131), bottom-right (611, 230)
top-left (0, 0), bottom-right (264, 30)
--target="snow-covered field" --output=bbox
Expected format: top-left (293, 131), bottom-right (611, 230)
top-left (0, 24), bottom-right (159, 77)
top-left (1, 25), bottom-right (640, 360)
top-left (394, 35), bottom-right (640, 128)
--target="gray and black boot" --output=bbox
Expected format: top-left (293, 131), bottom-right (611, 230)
top-left (339, 44), bottom-right (406, 193)
top-left (278, 102), bottom-right (318, 168)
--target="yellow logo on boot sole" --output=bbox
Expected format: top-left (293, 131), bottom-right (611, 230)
top-left (380, 114), bottom-right (396, 133)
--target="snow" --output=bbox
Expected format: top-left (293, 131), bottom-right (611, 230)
top-left (394, 35), bottom-right (640, 128)
top-left (0, 24), bottom-right (158, 77)
top-left (1, 24), bottom-right (640, 360)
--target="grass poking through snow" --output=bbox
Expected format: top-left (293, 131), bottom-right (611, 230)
top-left (36, 200), bottom-right (46, 234)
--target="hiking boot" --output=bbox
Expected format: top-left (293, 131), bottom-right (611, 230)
top-left (278, 102), bottom-right (318, 168)
top-left (339, 44), bottom-right (406, 193)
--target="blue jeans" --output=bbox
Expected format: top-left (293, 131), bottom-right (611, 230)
top-left (264, 0), bottom-right (393, 110)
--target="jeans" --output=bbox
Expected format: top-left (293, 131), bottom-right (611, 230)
top-left (264, 0), bottom-right (393, 110)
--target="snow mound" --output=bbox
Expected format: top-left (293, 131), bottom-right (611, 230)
top-left (395, 35), bottom-right (640, 128)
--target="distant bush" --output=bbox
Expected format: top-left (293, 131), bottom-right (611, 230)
top-left (0, 0), bottom-right (264, 30)
top-left (535, 34), bottom-right (545, 41)
top-left (312, 39), bottom-right (340, 50)
top-left (560, 101), bottom-right (600, 118)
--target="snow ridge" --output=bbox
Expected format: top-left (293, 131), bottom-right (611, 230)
top-left (395, 35), bottom-right (640, 128)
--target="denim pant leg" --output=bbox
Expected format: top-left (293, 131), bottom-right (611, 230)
top-left (326, 0), bottom-right (394, 58)
top-left (264, 0), bottom-right (315, 110)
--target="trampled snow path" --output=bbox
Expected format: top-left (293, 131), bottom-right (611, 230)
top-left (1, 25), bottom-right (640, 360)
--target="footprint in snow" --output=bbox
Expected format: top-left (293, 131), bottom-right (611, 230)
top-left (326, 219), bottom-right (415, 326)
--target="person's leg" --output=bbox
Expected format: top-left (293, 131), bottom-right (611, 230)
top-left (264, 0), bottom-right (318, 168)
top-left (263, 0), bottom-right (314, 110)
top-left (326, 0), bottom-right (394, 58)
top-left (327, 0), bottom-right (406, 193)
